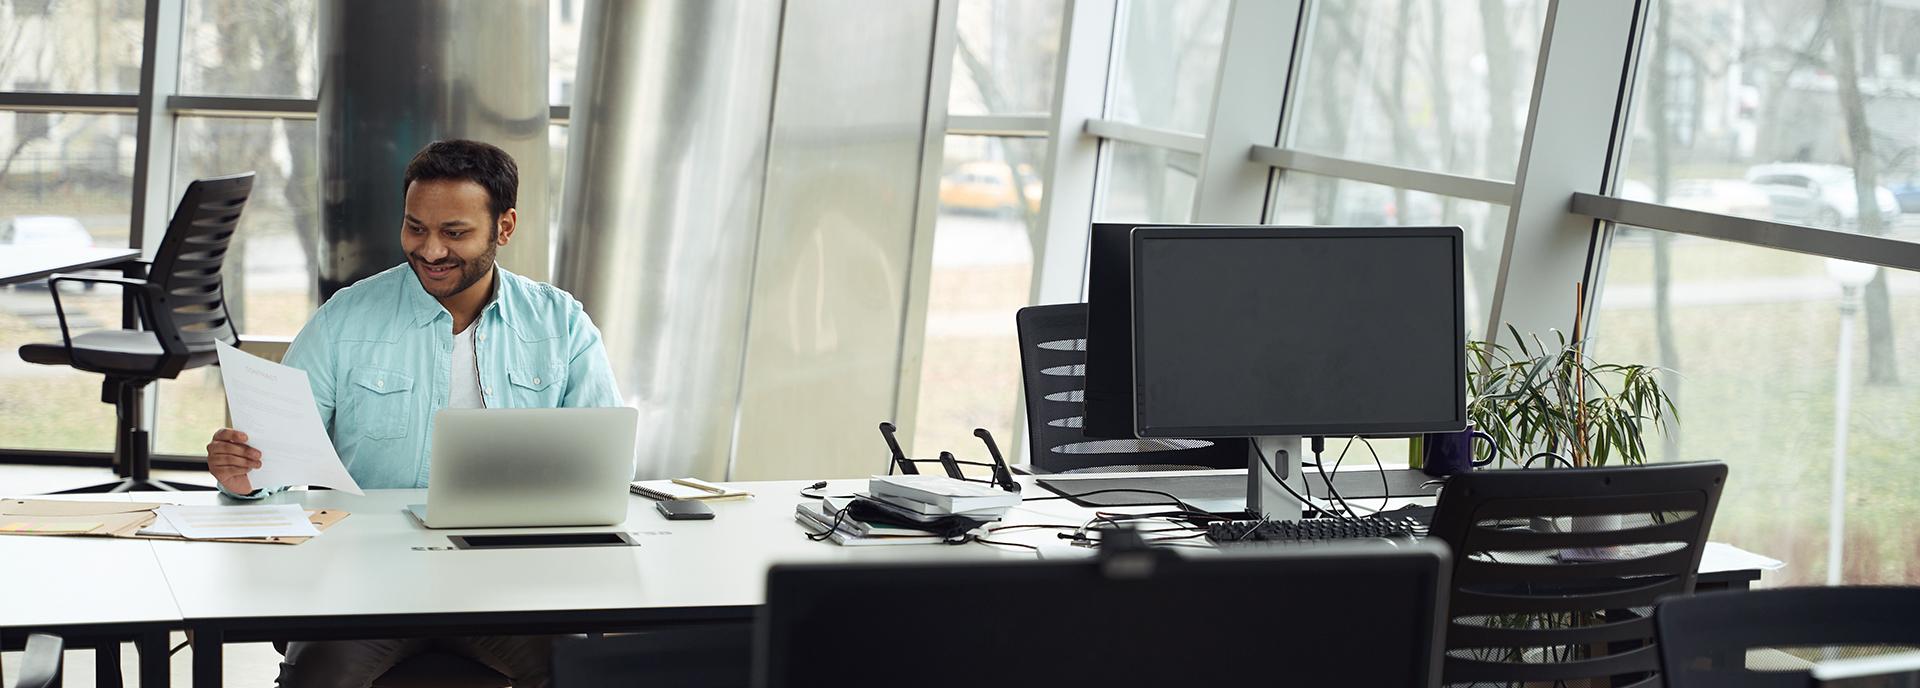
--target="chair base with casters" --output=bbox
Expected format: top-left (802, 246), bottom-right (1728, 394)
top-left (20, 374), bottom-right (214, 494)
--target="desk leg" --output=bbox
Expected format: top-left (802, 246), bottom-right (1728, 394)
top-left (95, 639), bottom-right (124, 688)
top-left (137, 632), bottom-right (171, 688)
top-left (191, 627), bottom-right (223, 688)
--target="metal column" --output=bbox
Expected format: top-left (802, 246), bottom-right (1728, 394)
top-left (316, 0), bottom-right (551, 299)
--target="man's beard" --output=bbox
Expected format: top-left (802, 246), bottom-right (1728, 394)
top-left (411, 244), bottom-right (497, 299)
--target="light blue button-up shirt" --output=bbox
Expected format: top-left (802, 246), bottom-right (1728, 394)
top-left (227, 263), bottom-right (623, 497)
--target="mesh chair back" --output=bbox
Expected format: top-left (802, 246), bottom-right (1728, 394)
top-left (1656, 586), bottom-right (1920, 688)
top-left (1015, 304), bottom-right (1245, 472)
top-left (145, 173), bottom-right (251, 366)
top-left (1430, 461), bottom-right (1728, 688)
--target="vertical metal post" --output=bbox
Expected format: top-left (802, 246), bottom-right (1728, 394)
top-left (1487, 0), bottom-right (1644, 341)
top-left (127, 0), bottom-right (185, 458)
top-left (1827, 286), bottom-right (1859, 586)
top-left (891, 0), bottom-right (959, 457)
top-left (1188, 0), bottom-right (1302, 224)
top-left (1029, 0), bottom-right (1118, 307)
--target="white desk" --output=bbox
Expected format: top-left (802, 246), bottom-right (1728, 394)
top-left (0, 247), bottom-right (142, 286)
top-left (0, 476), bottom-right (1774, 687)
top-left (0, 495), bottom-right (178, 686)
top-left (139, 481), bottom-right (1052, 685)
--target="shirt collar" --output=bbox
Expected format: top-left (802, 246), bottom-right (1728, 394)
top-left (404, 264), bottom-right (516, 330)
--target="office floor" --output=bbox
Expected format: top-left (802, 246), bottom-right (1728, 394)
top-left (0, 464), bottom-right (285, 687)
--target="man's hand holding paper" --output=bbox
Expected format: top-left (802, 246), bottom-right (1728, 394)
top-left (213, 341), bottom-right (363, 495)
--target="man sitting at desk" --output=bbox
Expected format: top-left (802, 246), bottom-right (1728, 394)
top-left (202, 139), bottom-right (621, 688)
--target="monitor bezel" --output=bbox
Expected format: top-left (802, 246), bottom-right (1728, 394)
top-left (1129, 225), bottom-right (1468, 439)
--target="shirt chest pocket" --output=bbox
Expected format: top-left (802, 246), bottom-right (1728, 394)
top-left (505, 363), bottom-right (567, 407)
top-left (347, 366), bottom-right (414, 440)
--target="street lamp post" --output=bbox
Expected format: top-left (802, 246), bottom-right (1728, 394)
top-left (1824, 259), bottom-right (1879, 587)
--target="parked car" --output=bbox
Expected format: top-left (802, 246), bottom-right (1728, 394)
top-left (939, 161), bottom-right (1041, 215)
top-left (1744, 163), bottom-right (1900, 230)
top-left (1891, 179), bottom-right (1920, 214)
top-left (1, 216), bottom-right (97, 290)
top-left (0, 215), bottom-right (95, 250)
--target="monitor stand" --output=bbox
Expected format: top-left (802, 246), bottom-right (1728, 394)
top-left (1247, 435), bottom-right (1305, 520)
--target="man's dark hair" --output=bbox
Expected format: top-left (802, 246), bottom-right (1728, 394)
top-left (402, 139), bottom-right (518, 224)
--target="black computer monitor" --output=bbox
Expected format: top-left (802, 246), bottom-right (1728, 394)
top-left (756, 543), bottom-right (1451, 687)
top-left (1129, 226), bottom-right (1466, 438)
top-left (1082, 222), bottom-right (1252, 440)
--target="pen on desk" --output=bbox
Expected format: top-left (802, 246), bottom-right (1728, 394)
top-left (670, 478), bottom-right (728, 494)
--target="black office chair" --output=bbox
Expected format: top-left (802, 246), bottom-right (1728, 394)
top-left (551, 626), bottom-right (752, 688)
top-left (1428, 461), bottom-right (1727, 688)
top-left (1, 634), bottom-right (64, 688)
top-left (18, 173), bottom-right (253, 493)
top-left (1655, 586), bottom-right (1920, 688)
top-left (1015, 304), bottom-right (1246, 473)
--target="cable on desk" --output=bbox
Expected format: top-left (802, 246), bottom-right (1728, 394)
top-left (1256, 444), bottom-right (1358, 523)
top-left (1323, 436), bottom-right (1394, 514)
top-left (973, 537), bottom-right (1044, 558)
top-left (1310, 438), bottom-right (1359, 519)
top-left (1024, 488), bottom-right (1209, 515)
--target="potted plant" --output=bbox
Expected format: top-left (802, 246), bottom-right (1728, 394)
top-left (1465, 325), bottom-right (1678, 470)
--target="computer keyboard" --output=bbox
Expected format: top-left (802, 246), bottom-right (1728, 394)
top-left (1207, 514), bottom-right (1425, 545)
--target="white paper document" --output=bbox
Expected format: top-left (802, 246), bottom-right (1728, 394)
top-left (215, 341), bottom-right (363, 495)
top-left (154, 504), bottom-right (320, 539)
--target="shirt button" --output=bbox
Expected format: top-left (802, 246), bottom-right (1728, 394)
top-left (375, 379), bottom-right (385, 389)
top-left (532, 377), bottom-right (541, 385)
top-left (485, 387), bottom-right (494, 395)
top-left (477, 334), bottom-right (485, 342)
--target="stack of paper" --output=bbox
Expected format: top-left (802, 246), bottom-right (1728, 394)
top-left (150, 505), bottom-right (320, 540)
top-left (867, 475), bottom-right (1020, 520)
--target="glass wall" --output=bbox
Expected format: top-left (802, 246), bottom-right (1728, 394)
top-left (1598, 0), bottom-right (1920, 585)
top-left (0, 110), bottom-right (135, 453)
top-left (0, 0), bottom-right (144, 93)
top-left (1288, 0), bottom-right (1547, 180)
top-left (911, 0), bottom-right (1063, 458)
top-left (179, 0), bottom-right (317, 98)
top-left (1106, 0), bottom-right (1229, 134)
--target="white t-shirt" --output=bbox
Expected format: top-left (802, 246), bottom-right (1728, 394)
top-left (448, 325), bottom-right (484, 409)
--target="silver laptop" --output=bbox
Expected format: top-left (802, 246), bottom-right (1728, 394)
top-left (407, 407), bottom-right (639, 528)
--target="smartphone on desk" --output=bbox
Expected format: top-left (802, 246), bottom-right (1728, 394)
top-left (655, 499), bottom-right (715, 520)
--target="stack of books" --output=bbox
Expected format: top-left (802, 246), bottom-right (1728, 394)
top-left (794, 475), bottom-right (1022, 546)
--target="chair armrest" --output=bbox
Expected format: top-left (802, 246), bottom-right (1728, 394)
top-left (43, 272), bottom-right (159, 354)
top-left (11, 633), bottom-right (64, 688)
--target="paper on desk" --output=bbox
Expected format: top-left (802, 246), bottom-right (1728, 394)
top-left (154, 504), bottom-right (320, 539)
top-left (216, 341), bottom-right (363, 495)
top-left (1702, 541), bottom-right (1786, 572)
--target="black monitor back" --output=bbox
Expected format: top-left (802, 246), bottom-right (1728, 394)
top-left (1082, 222), bottom-right (1256, 439)
top-left (757, 543), bottom-right (1451, 687)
